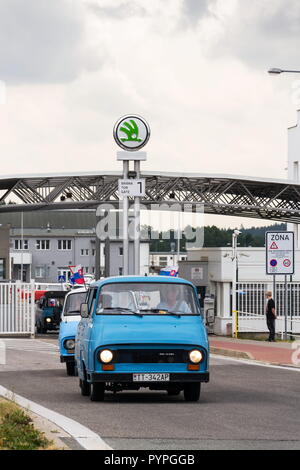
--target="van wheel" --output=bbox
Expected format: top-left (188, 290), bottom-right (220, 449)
top-left (66, 362), bottom-right (75, 376)
top-left (184, 383), bottom-right (201, 402)
top-left (80, 379), bottom-right (90, 397)
top-left (90, 383), bottom-right (105, 402)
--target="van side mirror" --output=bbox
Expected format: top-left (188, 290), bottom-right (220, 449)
top-left (80, 303), bottom-right (89, 318)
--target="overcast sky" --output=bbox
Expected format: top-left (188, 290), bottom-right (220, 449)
top-left (0, 0), bottom-right (299, 228)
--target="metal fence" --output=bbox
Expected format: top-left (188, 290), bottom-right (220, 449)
top-left (237, 282), bottom-right (300, 336)
top-left (0, 282), bottom-right (35, 335)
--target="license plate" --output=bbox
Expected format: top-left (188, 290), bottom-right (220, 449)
top-left (133, 373), bottom-right (170, 382)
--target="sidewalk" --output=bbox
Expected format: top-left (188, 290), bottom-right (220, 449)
top-left (209, 335), bottom-right (300, 367)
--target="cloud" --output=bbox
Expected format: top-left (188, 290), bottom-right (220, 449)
top-left (208, 0), bottom-right (300, 69)
top-left (181, 0), bottom-right (216, 28)
top-left (86, 1), bottom-right (147, 19)
top-left (0, 0), bottom-right (101, 84)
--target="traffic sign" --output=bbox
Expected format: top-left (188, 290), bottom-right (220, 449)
top-left (58, 275), bottom-right (66, 283)
top-left (266, 231), bottom-right (294, 275)
top-left (118, 179), bottom-right (145, 198)
top-left (113, 115), bottom-right (150, 151)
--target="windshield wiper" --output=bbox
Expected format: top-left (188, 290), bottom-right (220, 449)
top-left (140, 308), bottom-right (182, 317)
top-left (67, 310), bottom-right (80, 313)
top-left (102, 307), bottom-right (143, 317)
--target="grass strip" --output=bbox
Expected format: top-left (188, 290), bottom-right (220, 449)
top-left (0, 398), bottom-right (53, 450)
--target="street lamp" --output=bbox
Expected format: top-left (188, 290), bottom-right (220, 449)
top-left (268, 68), bottom-right (300, 75)
top-left (232, 229), bottom-right (241, 338)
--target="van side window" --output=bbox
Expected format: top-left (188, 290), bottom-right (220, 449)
top-left (87, 288), bottom-right (97, 315)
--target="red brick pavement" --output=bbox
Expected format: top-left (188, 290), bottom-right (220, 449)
top-left (210, 336), bottom-right (300, 366)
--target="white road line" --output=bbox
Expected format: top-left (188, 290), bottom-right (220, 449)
top-left (0, 385), bottom-right (112, 451)
top-left (211, 354), bottom-right (300, 372)
top-left (3, 339), bottom-right (58, 353)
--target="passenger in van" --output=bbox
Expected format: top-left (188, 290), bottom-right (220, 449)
top-left (157, 284), bottom-right (191, 313)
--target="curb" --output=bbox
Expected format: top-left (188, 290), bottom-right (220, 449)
top-left (210, 346), bottom-right (253, 360)
top-left (0, 385), bottom-right (112, 451)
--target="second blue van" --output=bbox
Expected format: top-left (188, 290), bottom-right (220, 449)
top-left (59, 287), bottom-right (87, 376)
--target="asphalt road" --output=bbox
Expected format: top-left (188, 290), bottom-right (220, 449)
top-left (0, 336), bottom-right (299, 450)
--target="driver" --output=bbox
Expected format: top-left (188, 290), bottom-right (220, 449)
top-left (157, 284), bottom-right (190, 313)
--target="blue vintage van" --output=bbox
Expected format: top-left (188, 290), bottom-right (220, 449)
top-left (75, 276), bottom-right (209, 401)
top-left (59, 287), bottom-right (87, 376)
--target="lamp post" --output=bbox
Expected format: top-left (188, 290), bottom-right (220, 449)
top-left (232, 229), bottom-right (241, 338)
top-left (268, 68), bottom-right (300, 75)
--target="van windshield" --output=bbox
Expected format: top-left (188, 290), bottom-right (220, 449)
top-left (64, 291), bottom-right (87, 316)
top-left (96, 282), bottom-right (200, 315)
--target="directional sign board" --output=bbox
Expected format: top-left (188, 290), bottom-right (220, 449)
top-left (118, 179), bottom-right (145, 198)
top-left (266, 231), bottom-right (294, 275)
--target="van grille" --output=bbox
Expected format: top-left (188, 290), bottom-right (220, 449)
top-left (114, 349), bottom-right (189, 363)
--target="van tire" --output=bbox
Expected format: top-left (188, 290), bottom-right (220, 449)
top-left (80, 379), bottom-right (91, 396)
top-left (90, 383), bottom-right (105, 402)
top-left (66, 362), bottom-right (76, 376)
top-left (184, 383), bottom-right (201, 402)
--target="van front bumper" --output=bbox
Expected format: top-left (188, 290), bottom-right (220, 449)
top-left (90, 372), bottom-right (209, 383)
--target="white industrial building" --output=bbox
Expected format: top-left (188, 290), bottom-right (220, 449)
top-left (181, 247), bottom-right (300, 336)
top-left (288, 109), bottom-right (300, 247)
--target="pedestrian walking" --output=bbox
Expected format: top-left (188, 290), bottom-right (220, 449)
top-left (265, 291), bottom-right (276, 342)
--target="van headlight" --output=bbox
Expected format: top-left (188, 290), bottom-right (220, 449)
top-left (64, 339), bottom-right (75, 350)
top-left (99, 349), bottom-right (114, 363)
top-left (189, 350), bottom-right (203, 364)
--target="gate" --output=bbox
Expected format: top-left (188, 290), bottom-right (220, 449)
top-left (237, 282), bottom-right (300, 336)
top-left (0, 281), bottom-right (35, 336)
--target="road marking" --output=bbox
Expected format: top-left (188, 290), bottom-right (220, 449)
top-left (212, 354), bottom-right (300, 372)
top-left (2, 339), bottom-right (58, 353)
top-left (0, 385), bottom-right (112, 451)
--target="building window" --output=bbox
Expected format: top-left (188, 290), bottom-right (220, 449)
top-left (58, 240), bottom-right (72, 250)
top-left (35, 266), bottom-right (45, 278)
top-left (159, 256), bottom-right (167, 267)
top-left (119, 247), bottom-right (123, 256)
top-left (14, 239), bottom-right (28, 250)
top-left (58, 268), bottom-right (71, 280)
top-left (92, 249), bottom-right (95, 256)
top-left (119, 267), bottom-right (123, 275)
top-left (92, 266), bottom-right (95, 274)
top-left (0, 259), bottom-right (5, 280)
top-left (80, 249), bottom-right (89, 256)
top-left (36, 240), bottom-right (50, 250)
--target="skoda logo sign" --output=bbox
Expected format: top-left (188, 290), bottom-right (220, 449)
top-left (113, 115), bottom-right (150, 151)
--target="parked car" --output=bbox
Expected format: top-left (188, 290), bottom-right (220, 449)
top-left (75, 276), bottom-right (209, 402)
top-left (35, 291), bottom-right (67, 333)
top-left (59, 287), bottom-right (87, 376)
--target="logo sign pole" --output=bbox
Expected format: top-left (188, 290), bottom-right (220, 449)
top-left (265, 231), bottom-right (295, 339)
top-left (114, 115), bottom-right (150, 275)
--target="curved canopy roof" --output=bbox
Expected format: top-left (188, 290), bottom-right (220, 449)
top-left (0, 171), bottom-right (299, 223)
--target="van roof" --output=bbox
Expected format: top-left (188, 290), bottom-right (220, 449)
top-left (90, 275), bottom-right (194, 288)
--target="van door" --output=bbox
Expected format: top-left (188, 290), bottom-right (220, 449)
top-left (80, 288), bottom-right (97, 371)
